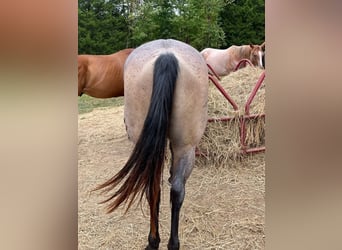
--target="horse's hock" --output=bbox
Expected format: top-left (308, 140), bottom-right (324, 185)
top-left (198, 61), bottom-right (265, 163)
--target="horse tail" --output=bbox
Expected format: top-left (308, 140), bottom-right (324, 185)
top-left (95, 53), bottom-right (179, 221)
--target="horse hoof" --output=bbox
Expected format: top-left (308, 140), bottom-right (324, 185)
top-left (145, 245), bottom-right (158, 250)
top-left (167, 246), bottom-right (179, 250)
top-left (167, 243), bottom-right (180, 250)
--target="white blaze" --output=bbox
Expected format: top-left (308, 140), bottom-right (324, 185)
top-left (259, 51), bottom-right (263, 68)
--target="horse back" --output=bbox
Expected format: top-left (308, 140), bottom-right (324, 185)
top-left (201, 48), bottom-right (232, 76)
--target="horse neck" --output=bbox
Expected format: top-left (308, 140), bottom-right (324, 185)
top-left (239, 45), bottom-right (252, 59)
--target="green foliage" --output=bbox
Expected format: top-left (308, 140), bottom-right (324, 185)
top-left (78, 0), bottom-right (130, 54)
top-left (78, 0), bottom-right (264, 54)
top-left (128, 1), bottom-right (161, 46)
top-left (171, 0), bottom-right (226, 50)
top-left (220, 0), bottom-right (265, 46)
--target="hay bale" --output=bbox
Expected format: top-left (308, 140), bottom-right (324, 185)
top-left (197, 66), bottom-right (265, 164)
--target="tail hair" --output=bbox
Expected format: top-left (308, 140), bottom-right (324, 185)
top-left (93, 53), bottom-right (179, 219)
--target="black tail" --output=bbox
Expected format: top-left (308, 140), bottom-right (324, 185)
top-left (94, 53), bottom-right (179, 221)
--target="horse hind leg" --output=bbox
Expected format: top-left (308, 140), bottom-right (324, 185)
top-left (145, 190), bottom-right (161, 250)
top-left (167, 146), bottom-right (196, 250)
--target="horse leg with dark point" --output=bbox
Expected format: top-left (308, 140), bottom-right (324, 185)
top-left (168, 178), bottom-right (184, 250)
top-left (146, 190), bottom-right (161, 250)
top-left (168, 148), bottom-right (195, 250)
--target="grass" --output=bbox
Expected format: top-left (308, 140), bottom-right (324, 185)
top-left (78, 95), bottom-right (124, 114)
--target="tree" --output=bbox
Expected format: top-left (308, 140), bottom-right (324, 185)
top-left (78, 0), bottom-right (265, 54)
top-left (78, 0), bottom-right (130, 54)
top-left (128, 1), bottom-right (162, 47)
top-left (168, 0), bottom-right (226, 50)
top-left (220, 0), bottom-right (265, 46)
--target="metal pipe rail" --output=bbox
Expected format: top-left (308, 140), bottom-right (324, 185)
top-left (204, 62), bottom-right (266, 155)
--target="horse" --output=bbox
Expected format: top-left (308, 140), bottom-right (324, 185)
top-left (94, 39), bottom-right (209, 250)
top-left (200, 44), bottom-right (264, 77)
top-left (78, 48), bottom-right (134, 98)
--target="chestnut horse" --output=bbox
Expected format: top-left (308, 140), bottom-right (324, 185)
top-left (94, 39), bottom-right (208, 250)
top-left (78, 48), bottom-right (134, 98)
top-left (201, 44), bottom-right (264, 77)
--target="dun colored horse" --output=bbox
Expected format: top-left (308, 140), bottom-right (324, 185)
top-left (94, 39), bottom-right (208, 250)
top-left (78, 48), bottom-right (134, 98)
top-left (201, 44), bottom-right (264, 77)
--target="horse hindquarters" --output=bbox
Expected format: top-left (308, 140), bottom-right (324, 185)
top-left (167, 60), bottom-right (208, 250)
top-left (96, 39), bottom-right (208, 250)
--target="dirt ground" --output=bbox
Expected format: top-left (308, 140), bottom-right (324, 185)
top-left (78, 105), bottom-right (265, 250)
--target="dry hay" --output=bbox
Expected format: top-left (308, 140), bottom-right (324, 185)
top-left (198, 66), bottom-right (265, 164)
top-left (78, 106), bottom-right (265, 249)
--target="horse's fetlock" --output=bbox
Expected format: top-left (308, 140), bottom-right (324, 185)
top-left (148, 233), bottom-right (160, 249)
top-left (167, 240), bottom-right (180, 250)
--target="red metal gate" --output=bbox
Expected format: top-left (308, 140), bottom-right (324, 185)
top-left (205, 60), bottom-right (266, 155)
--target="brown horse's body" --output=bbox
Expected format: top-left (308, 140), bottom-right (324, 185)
top-left (201, 44), bottom-right (264, 77)
top-left (95, 39), bottom-right (208, 250)
top-left (78, 48), bottom-right (134, 98)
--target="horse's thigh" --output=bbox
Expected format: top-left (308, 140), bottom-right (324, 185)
top-left (124, 75), bottom-right (153, 143)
